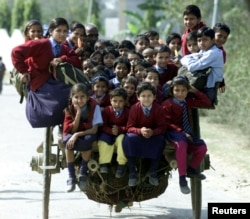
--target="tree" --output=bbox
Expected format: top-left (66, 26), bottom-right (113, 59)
top-left (11, 0), bottom-right (25, 34)
top-left (0, 0), bottom-right (11, 34)
top-left (23, 0), bottom-right (41, 29)
top-left (88, 0), bottom-right (103, 34)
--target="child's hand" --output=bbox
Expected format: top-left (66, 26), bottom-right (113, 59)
top-left (66, 134), bottom-right (78, 149)
top-left (189, 85), bottom-right (197, 93)
top-left (184, 132), bottom-right (193, 142)
top-left (141, 127), bottom-right (153, 138)
top-left (219, 86), bottom-right (225, 93)
top-left (22, 73), bottom-right (30, 83)
top-left (112, 125), bottom-right (118, 136)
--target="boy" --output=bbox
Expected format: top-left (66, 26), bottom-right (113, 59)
top-left (134, 34), bottom-right (150, 54)
top-left (118, 40), bottom-right (136, 57)
top-left (144, 30), bottom-right (160, 49)
top-left (180, 27), bottom-right (224, 105)
top-left (153, 45), bottom-right (178, 87)
top-left (142, 47), bottom-right (155, 66)
top-left (181, 5), bottom-right (206, 56)
top-left (186, 32), bottom-right (199, 54)
top-left (122, 82), bottom-right (166, 187)
top-left (97, 88), bottom-right (130, 178)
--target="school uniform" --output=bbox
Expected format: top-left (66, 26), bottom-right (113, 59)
top-left (11, 38), bottom-right (82, 127)
top-left (153, 63), bottom-right (178, 87)
top-left (127, 93), bottom-right (138, 108)
top-left (98, 106), bottom-right (130, 165)
top-left (162, 91), bottom-right (211, 176)
top-left (91, 92), bottom-right (111, 109)
top-left (63, 98), bottom-right (103, 151)
top-left (123, 102), bottom-right (166, 159)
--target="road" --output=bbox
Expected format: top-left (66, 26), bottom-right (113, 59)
top-left (0, 84), bottom-right (249, 219)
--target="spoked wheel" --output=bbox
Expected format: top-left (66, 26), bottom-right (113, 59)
top-left (42, 127), bottom-right (53, 219)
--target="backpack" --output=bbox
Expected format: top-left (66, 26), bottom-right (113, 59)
top-left (177, 66), bottom-right (211, 91)
top-left (9, 68), bottom-right (28, 103)
top-left (51, 62), bottom-right (91, 89)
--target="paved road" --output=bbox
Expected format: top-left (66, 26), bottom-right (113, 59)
top-left (0, 84), bottom-right (248, 219)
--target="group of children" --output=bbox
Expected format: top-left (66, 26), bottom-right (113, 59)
top-left (11, 4), bottom-right (230, 195)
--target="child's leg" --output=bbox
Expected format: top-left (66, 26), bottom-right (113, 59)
top-left (98, 140), bottom-right (114, 164)
top-left (187, 144), bottom-right (207, 169)
top-left (115, 134), bottom-right (127, 165)
top-left (172, 140), bottom-right (188, 176)
top-left (80, 150), bottom-right (92, 175)
top-left (65, 149), bottom-right (75, 178)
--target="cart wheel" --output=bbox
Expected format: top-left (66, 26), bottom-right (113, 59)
top-left (42, 127), bottom-right (53, 219)
top-left (190, 178), bottom-right (202, 219)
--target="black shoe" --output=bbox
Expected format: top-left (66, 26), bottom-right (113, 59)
top-left (187, 167), bottom-right (206, 180)
top-left (67, 177), bottom-right (77, 192)
top-left (115, 165), bottom-right (126, 178)
top-left (179, 176), bottom-right (190, 194)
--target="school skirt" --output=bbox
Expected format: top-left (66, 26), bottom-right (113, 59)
top-left (122, 133), bottom-right (165, 159)
top-left (26, 77), bottom-right (71, 128)
top-left (63, 134), bottom-right (97, 151)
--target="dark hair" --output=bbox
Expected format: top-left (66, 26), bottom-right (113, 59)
top-left (134, 34), bottom-right (150, 45)
top-left (166, 32), bottom-right (181, 45)
top-left (197, 27), bottom-right (215, 39)
top-left (113, 56), bottom-right (131, 70)
top-left (127, 50), bottom-right (144, 59)
top-left (186, 31), bottom-right (198, 42)
top-left (23, 20), bottom-right (43, 38)
top-left (102, 46), bottom-right (120, 58)
top-left (142, 67), bottom-right (160, 80)
top-left (121, 76), bottom-right (138, 87)
top-left (109, 87), bottom-right (128, 100)
top-left (168, 76), bottom-right (191, 97)
top-left (92, 65), bottom-right (110, 77)
top-left (136, 82), bottom-right (156, 96)
top-left (213, 22), bottom-right (231, 35)
top-left (118, 40), bottom-right (135, 51)
top-left (69, 21), bottom-right (85, 35)
top-left (183, 5), bottom-right (201, 18)
top-left (144, 30), bottom-right (159, 38)
top-left (48, 17), bottom-right (69, 35)
top-left (133, 59), bottom-right (151, 68)
top-left (154, 45), bottom-right (171, 54)
top-left (91, 73), bottom-right (109, 86)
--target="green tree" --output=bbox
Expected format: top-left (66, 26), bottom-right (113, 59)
top-left (23, 0), bottom-right (41, 28)
top-left (0, 0), bottom-right (11, 35)
top-left (89, 0), bottom-right (102, 34)
top-left (11, 0), bottom-right (25, 34)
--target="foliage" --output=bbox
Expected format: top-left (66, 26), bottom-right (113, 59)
top-left (23, 0), bottom-right (41, 30)
top-left (0, 0), bottom-right (11, 34)
top-left (88, 0), bottom-right (103, 34)
top-left (10, 0), bottom-right (25, 34)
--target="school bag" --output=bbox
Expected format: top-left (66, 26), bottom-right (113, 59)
top-left (51, 62), bottom-right (91, 89)
top-left (177, 66), bottom-right (211, 91)
top-left (9, 68), bottom-right (28, 103)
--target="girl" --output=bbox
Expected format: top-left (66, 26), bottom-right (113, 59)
top-left (63, 83), bottom-right (103, 192)
top-left (91, 72), bottom-right (110, 111)
top-left (11, 17), bottom-right (82, 128)
top-left (162, 76), bottom-right (211, 194)
top-left (23, 19), bottom-right (43, 41)
top-left (63, 21), bottom-right (86, 59)
top-left (133, 58), bottom-right (151, 84)
top-left (122, 82), bottom-right (166, 187)
top-left (121, 76), bottom-right (138, 108)
top-left (82, 58), bottom-right (98, 82)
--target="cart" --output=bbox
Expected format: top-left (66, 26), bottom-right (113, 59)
top-left (30, 108), bottom-right (210, 219)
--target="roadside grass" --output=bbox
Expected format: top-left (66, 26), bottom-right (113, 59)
top-left (200, 115), bottom-right (250, 174)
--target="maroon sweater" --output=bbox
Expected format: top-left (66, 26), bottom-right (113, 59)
top-left (11, 38), bottom-right (82, 91)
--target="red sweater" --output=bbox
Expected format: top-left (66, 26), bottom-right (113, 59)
top-left (11, 38), bottom-right (82, 91)
top-left (162, 90), bottom-right (211, 132)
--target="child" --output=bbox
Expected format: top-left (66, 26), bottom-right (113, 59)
top-left (63, 83), bottom-right (103, 192)
top-left (144, 30), bottom-right (160, 48)
top-left (142, 67), bottom-right (164, 104)
top-left (98, 88), bottom-right (130, 178)
top-left (91, 72), bottom-right (110, 111)
top-left (127, 50), bottom-right (144, 76)
top-left (133, 58), bottom-right (151, 83)
top-left (11, 17), bottom-right (82, 128)
top-left (166, 32), bottom-right (182, 67)
top-left (118, 40), bottom-right (135, 57)
top-left (90, 50), bottom-right (103, 65)
top-left (186, 32), bottom-right (199, 54)
top-left (162, 76), bottom-right (211, 194)
top-left (134, 34), bottom-right (150, 54)
top-left (142, 47), bottom-right (155, 66)
top-left (153, 45), bottom-right (178, 87)
top-left (181, 5), bottom-right (206, 56)
top-left (122, 82), bottom-right (166, 187)
top-left (121, 76), bottom-right (138, 108)
top-left (23, 19), bottom-right (43, 41)
top-left (109, 57), bottom-right (131, 89)
top-left (180, 27), bottom-right (224, 105)
top-left (63, 21), bottom-right (86, 58)
top-left (102, 47), bottom-right (120, 79)
top-left (213, 23), bottom-right (230, 94)
top-left (82, 58), bottom-right (98, 82)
